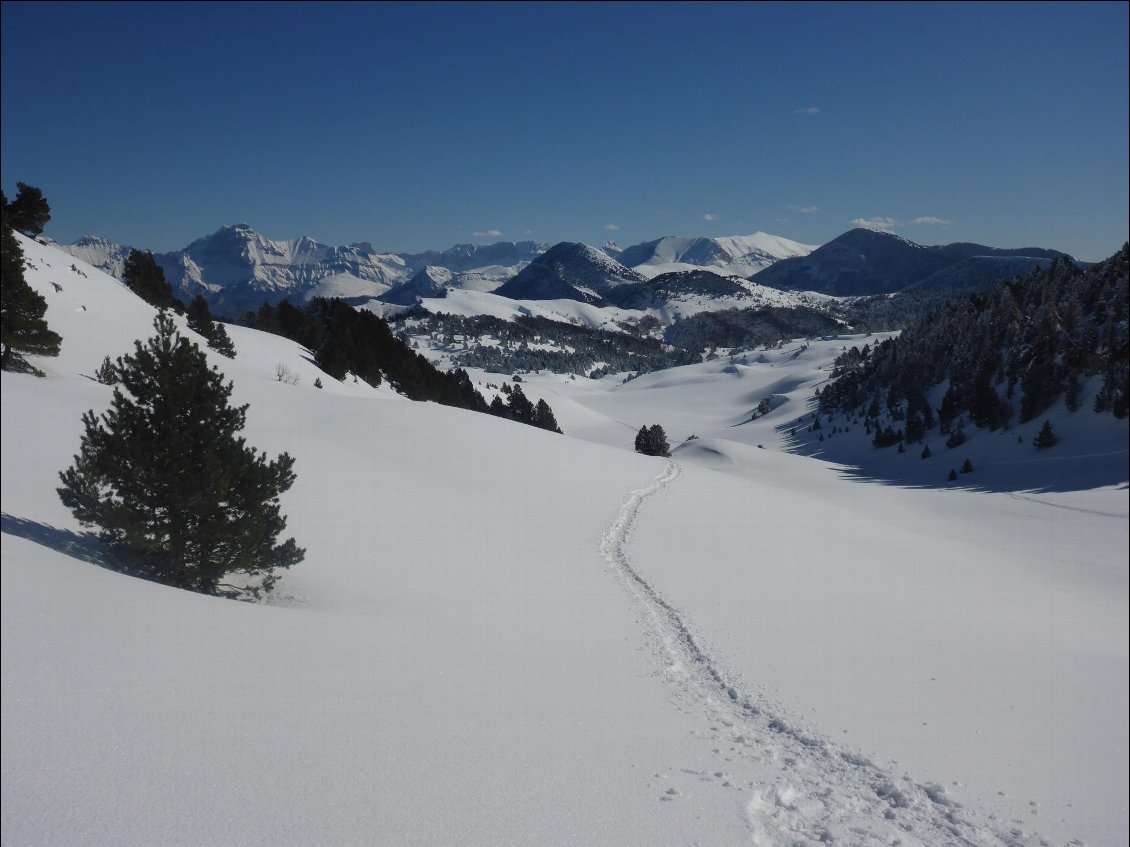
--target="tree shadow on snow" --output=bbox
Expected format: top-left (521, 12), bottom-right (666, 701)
top-left (774, 423), bottom-right (1129, 495)
top-left (818, 447), bottom-right (1127, 495)
top-left (0, 513), bottom-right (115, 570)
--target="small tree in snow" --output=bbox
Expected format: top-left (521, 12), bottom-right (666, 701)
top-left (635, 424), bottom-right (670, 457)
top-left (57, 311), bottom-right (304, 597)
top-left (1033, 420), bottom-right (1058, 450)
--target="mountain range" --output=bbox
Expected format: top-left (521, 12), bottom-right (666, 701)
top-left (56, 224), bottom-right (1074, 325)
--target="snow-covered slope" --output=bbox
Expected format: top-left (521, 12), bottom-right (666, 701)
top-left (3, 235), bottom-right (1126, 846)
top-left (612, 231), bottom-right (817, 279)
top-left (606, 269), bottom-right (843, 324)
top-left (495, 242), bottom-right (646, 303)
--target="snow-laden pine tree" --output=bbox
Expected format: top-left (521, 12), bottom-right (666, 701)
top-left (58, 311), bottom-right (303, 597)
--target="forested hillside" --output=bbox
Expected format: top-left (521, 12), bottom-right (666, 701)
top-left (819, 246), bottom-right (1129, 436)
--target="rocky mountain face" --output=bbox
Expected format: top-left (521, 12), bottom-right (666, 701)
top-left (59, 235), bottom-right (135, 279)
top-left (159, 224), bottom-right (408, 315)
top-left (753, 228), bottom-right (1073, 296)
top-left (56, 227), bottom-right (549, 315)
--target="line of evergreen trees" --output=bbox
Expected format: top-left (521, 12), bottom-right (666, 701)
top-left (240, 298), bottom-right (490, 411)
top-left (240, 299), bottom-right (568, 434)
top-left (488, 382), bottom-right (562, 433)
top-left (819, 246), bottom-right (1129, 434)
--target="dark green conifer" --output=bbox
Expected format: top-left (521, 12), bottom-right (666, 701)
top-left (1033, 420), bottom-right (1058, 450)
top-left (533, 398), bottom-right (562, 433)
top-left (635, 424), bottom-right (670, 456)
top-left (57, 311), bottom-right (303, 597)
top-left (122, 249), bottom-right (181, 312)
top-left (3, 182), bottom-right (51, 236)
top-left (506, 384), bottom-right (535, 424)
top-left (1, 202), bottom-right (61, 370)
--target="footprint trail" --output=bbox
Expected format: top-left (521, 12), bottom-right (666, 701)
top-left (601, 460), bottom-right (1060, 847)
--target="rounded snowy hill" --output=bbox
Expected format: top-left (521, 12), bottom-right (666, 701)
top-left (494, 241), bottom-right (646, 303)
top-left (613, 231), bottom-right (817, 279)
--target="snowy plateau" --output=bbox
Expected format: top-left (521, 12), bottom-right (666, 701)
top-left (2, 234), bottom-right (1127, 847)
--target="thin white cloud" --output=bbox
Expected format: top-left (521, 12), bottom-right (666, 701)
top-left (604, 223), bottom-right (620, 231)
top-left (790, 205), bottom-right (819, 214)
top-left (911, 216), bottom-right (951, 226)
top-left (703, 213), bottom-right (719, 221)
top-left (472, 229), bottom-right (503, 238)
top-left (850, 216), bottom-right (901, 232)
top-left (794, 106), bottom-right (820, 114)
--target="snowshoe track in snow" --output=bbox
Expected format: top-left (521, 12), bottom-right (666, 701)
top-left (601, 461), bottom-right (1060, 847)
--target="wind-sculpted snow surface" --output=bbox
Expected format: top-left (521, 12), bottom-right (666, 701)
top-left (600, 461), bottom-right (1055, 847)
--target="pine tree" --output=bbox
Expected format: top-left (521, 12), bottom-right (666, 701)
top-left (1033, 419), bottom-right (1058, 450)
top-left (960, 458), bottom-right (974, 473)
top-left (635, 424), bottom-right (670, 456)
top-left (186, 294), bottom-right (214, 337)
top-left (57, 311), bottom-right (304, 597)
top-left (506, 384), bottom-right (535, 424)
top-left (207, 321), bottom-right (236, 358)
top-left (533, 398), bottom-right (562, 433)
top-left (123, 249), bottom-right (181, 312)
top-left (186, 294), bottom-right (236, 358)
top-left (1, 202), bottom-right (61, 370)
top-left (95, 355), bottom-right (117, 384)
top-left (3, 182), bottom-right (52, 236)
top-left (945, 427), bottom-right (967, 449)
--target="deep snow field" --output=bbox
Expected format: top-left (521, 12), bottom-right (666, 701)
top-left (2, 235), bottom-right (1127, 846)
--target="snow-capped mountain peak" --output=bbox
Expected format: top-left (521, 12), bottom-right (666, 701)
top-left (614, 231), bottom-right (817, 279)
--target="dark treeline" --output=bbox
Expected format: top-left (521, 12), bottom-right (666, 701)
top-left (819, 246), bottom-right (1129, 439)
top-left (240, 298), bottom-right (489, 411)
top-left (239, 298), bottom-right (563, 432)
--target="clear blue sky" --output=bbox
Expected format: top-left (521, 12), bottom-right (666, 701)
top-left (2, 1), bottom-right (1127, 260)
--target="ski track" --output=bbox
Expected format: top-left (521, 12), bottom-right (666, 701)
top-left (1007, 490), bottom-right (1127, 519)
top-left (600, 461), bottom-right (1064, 847)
